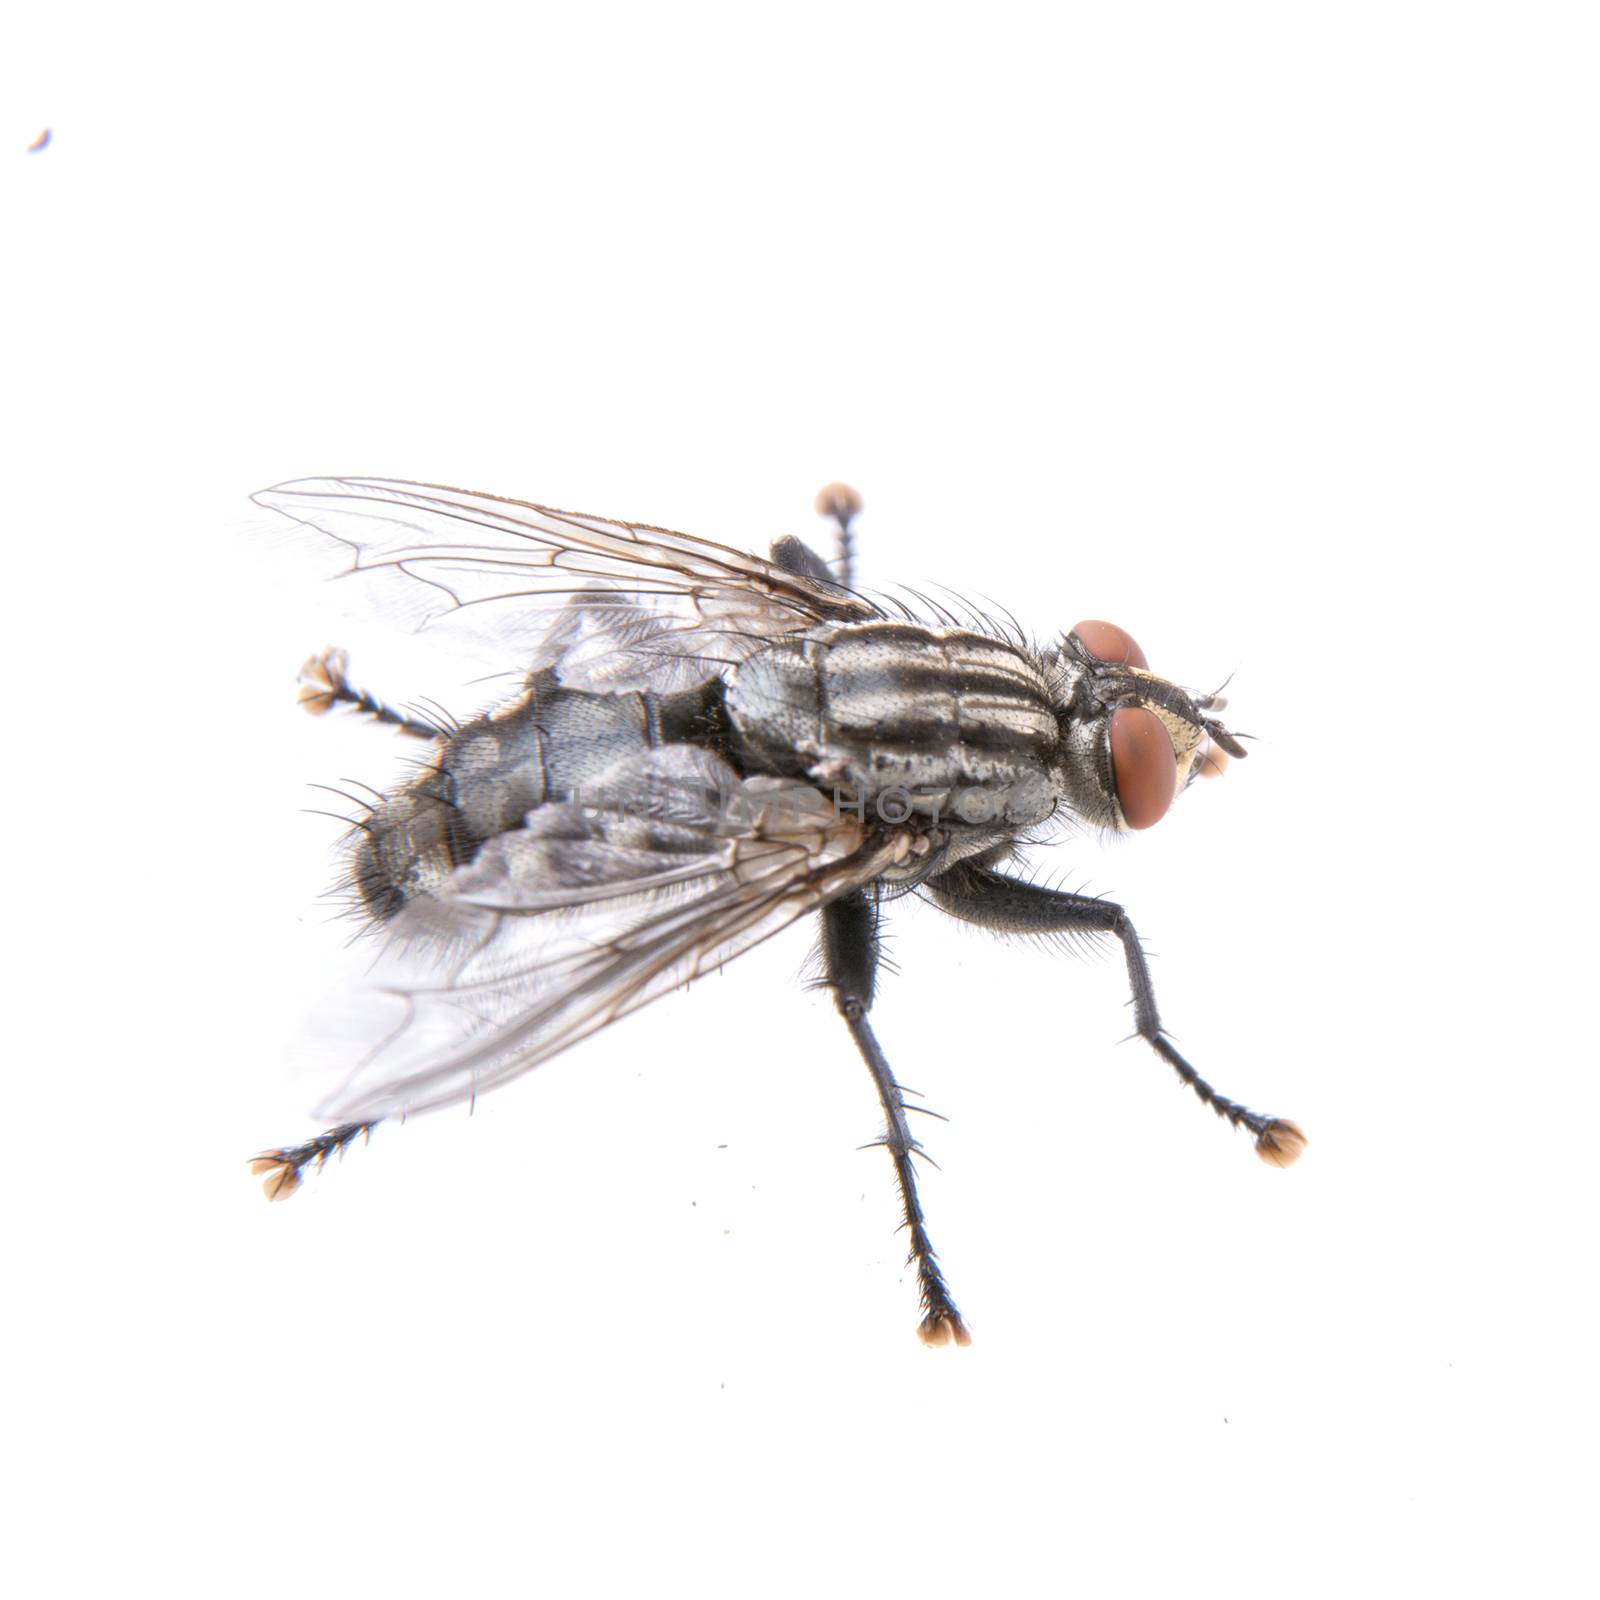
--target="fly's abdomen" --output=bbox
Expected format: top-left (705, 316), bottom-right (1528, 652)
top-left (725, 624), bottom-right (1060, 824)
top-left (351, 671), bottom-right (727, 922)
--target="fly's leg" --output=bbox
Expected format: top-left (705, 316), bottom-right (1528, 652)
top-left (251, 1121), bottom-right (381, 1201)
top-left (925, 863), bottom-right (1306, 1166)
top-left (769, 535), bottom-right (836, 585)
top-left (771, 483), bottom-right (863, 590)
top-left (297, 648), bottom-right (447, 739)
top-left (822, 890), bottom-right (971, 1347)
top-left (814, 482), bottom-right (863, 589)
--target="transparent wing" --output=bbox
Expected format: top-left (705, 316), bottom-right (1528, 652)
top-left (315, 746), bottom-right (899, 1123)
top-left (253, 476), bottom-right (879, 692)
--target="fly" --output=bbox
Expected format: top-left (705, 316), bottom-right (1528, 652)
top-left (252, 477), bottom-right (1305, 1345)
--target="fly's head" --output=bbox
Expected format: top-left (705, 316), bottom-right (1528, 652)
top-left (1049, 620), bottom-right (1247, 833)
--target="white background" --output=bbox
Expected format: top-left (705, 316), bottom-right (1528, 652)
top-left (6, 4), bottom-right (1597, 1596)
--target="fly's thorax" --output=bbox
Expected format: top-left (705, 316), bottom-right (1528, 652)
top-left (724, 623), bottom-right (1062, 828)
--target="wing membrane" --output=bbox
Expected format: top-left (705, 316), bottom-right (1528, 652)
top-left (254, 476), bottom-right (879, 692)
top-left (315, 747), bottom-right (896, 1122)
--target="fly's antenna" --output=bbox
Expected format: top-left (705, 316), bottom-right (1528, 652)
top-left (1126, 671), bottom-right (1251, 761)
top-left (815, 483), bottom-right (863, 590)
top-left (297, 648), bottom-right (447, 740)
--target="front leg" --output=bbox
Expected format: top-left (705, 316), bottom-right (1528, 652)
top-left (822, 890), bottom-right (971, 1346)
top-left (925, 863), bottom-right (1305, 1166)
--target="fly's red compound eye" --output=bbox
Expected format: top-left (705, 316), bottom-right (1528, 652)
top-left (1073, 619), bottom-right (1149, 670)
top-left (1109, 706), bottom-right (1177, 829)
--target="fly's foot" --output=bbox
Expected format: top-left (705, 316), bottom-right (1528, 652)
top-left (249, 1153), bottom-right (303, 1201)
top-left (918, 1306), bottom-right (973, 1348)
top-left (1254, 1119), bottom-right (1308, 1168)
top-left (250, 1121), bottom-right (377, 1201)
top-left (1148, 1035), bottom-right (1306, 1162)
top-left (296, 649), bottom-right (443, 739)
top-left (296, 648), bottom-right (351, 715)
top-left (814, 483), bottom-right (863, 524)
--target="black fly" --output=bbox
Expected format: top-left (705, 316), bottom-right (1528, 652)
top-left (253, 478), bottom-right (1304, 1345)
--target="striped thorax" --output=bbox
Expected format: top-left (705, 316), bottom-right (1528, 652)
top-left (725, 623), bottom-right (1062, 833)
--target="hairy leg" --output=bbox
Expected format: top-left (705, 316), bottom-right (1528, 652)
top-left (822, 890), bottom-right (971, 1346)
top-left (925, 862), bottom-right (1304, 1165)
